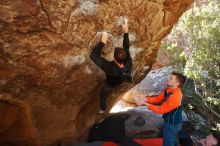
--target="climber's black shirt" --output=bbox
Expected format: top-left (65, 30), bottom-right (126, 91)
top-left (90, 33), bottom-right (132, 87)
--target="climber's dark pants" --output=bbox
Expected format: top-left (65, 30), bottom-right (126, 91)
top-left (99, 82), bottom-right (114, 111)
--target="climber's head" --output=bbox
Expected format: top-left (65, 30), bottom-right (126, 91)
top-left (198, 130), bottom-right (220, 146)
top-left (167, 72), bottom-right (186, 88)
top-left (114, 47), bottom-right (127, 65)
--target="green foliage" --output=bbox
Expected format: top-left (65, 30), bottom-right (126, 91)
top-left (184, 1), bottom-right (220, 109)
top-left (162, 0), bottom-right (220, 124)
top-left (160, 43), bottom-right (187, 72)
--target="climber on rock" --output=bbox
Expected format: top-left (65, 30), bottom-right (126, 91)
top-left (90, 18), bottom-right (132, 114)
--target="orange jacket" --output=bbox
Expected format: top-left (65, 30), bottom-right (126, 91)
top-left (147, 87), bottom-right (183, 114)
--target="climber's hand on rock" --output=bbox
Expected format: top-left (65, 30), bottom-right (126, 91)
top-left (134, 96), bottom-right (145, 106)
top-left (122, 18), bottom-right (128, 33)
top-left (140, 95), bottom-right (147, 102)
top-left (135, 94), bottom-right (147, 103)
top-left (143, 102), bottom-right (149, 107)
top-left (101, 32), bottom-right (108, 44)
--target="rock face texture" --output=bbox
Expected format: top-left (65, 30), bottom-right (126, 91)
top-left (125, 107), bottom-right (163, 138)
top-left (122, 67), bottom-right (171, 104)
top-left (0, 0), bottom-right (193, 146)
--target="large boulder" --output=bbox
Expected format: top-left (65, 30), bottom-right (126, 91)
top-left (0, 0), bottom-right (193, 146)
top-left (122, 66), bottom-right (172, 104)
top-left (87, 107), bottom-right (163, 144)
